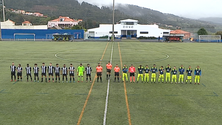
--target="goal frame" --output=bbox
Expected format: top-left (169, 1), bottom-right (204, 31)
top-left (14, 33), bottom-right (36, 41)
top-left (199, 35), bottom-right (221, 43)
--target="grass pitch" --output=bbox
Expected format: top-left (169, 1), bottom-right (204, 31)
top-left (0, 41), bottom-right (222, 125)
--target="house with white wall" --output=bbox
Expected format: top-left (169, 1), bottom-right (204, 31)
top-left (47, 16), bottom-right (82, 29)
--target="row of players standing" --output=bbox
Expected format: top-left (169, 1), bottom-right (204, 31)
top-left (10, 62), bottom-right (202, 84)
top-left (10, 62), bottom-right (92, 83)
top-left (93, 62), bottom-right (202, 84)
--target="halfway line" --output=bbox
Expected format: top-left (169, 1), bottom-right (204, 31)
top-left (118, 42), bottom-right (132, 125)
top-left (77, 42), bottom-right (109, 125)
top-left (103, 42), bottom-right (114, 125)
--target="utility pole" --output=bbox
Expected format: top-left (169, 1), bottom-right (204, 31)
top-left (112, 0), bottom-right (115, 41)
top-left (2, 0), bottom-right (5, 22)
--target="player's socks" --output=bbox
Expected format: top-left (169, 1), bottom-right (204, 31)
top-left (70, 78), bottom-right (71, 82)
top-left (130, 77), bottom-right (132, 82)
top-left (73, 78), bottom-right (75, 82)
top-left (41, 78), bottom-right (43, 82)
top-left (133, 76), bottom-right (135, 82)
top-left (109, 74), bottom-right (110, 79)
top-left (97, 77), bottom-right (99, 82)
top-left (100, 77), bottom-right (102, 82)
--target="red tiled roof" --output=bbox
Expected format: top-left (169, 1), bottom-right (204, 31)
top-left (50, 16), bottom-right (78, 22)
top-left (170, 30), bottom-right (190, 34)
top-left (7, 19), bottom-right (15, 24)
top-left (22, 21), bottom-right (31, 24)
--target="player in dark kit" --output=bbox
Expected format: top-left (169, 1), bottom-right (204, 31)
top-left (151, 64), bottom-right (157, 83)
top-left (10, 62), bottom-right (16, 82)
top-left (137, 65), bottom-right (144, 83)
top-left (69, 64), bottom-right (75, 83)
top-left (186, 66), bottom-right (192, 84)
top-left (25, 64), bottom-right (32, 82)
top-left (85, 64), bottom-right (92, 82)
top-left (33, 64), bottom-right (39, 82)
top-left (158, 66), bottom-right (164, 83)
top-left (61, 64), bottom-right (68, 83)
top-left (55, 64), bottom-right (60, 83)
top-left (171, 66), bottom-right (177, 84)
top-left (144, 65), bottom-right (150, 83)
top-left (194, 66), bottom-right (201, 85)
top-left (41, 63), bottom-right (47, 82)
top-left (17, 64), bottom-right (22, 81)
top-left (165, 64), bottom-right (171, 83)
top-left (48, 63), bottom-right (54, 82)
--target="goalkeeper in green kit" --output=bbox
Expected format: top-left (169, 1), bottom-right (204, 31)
top-left (77, 63), bottom-right (85, 82)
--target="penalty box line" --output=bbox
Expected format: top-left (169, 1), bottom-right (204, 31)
top-left (77, 42), bottom-right (110, 125)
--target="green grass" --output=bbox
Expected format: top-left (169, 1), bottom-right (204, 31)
top-left (0, 41), bottom-right (222, 125)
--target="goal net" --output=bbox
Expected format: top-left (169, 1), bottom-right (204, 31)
top-left (14, 33), bottom-right (35, 41)
top-left (199, 35), bottom-right (221, 42)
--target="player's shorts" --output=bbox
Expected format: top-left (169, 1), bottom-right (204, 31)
top-left (48, 73), bottom-right (53, 76)
top-left (187, 76), bottom-right (192, 79)
top-left (78, 72), bottom-right (83, 76)
top-left (55, 73), bottom-right (60, 77)
top-left (159, 74), bottom-right (164, 79)
top-left (11, 72), bottom-right (15, 76)
top-left (69, 73), bottom-right (74, 76)
top-left (17, 72), bottom-right (22, 76)
top-left (172, 75), bottom-right (177, 79)
top-left (115, 72), bottom-right (119, 76)
top-left (34, 73), bottom-right (39, 77)
top-left (97, 72), bottom-right (102, 77)
top-left (151, 73), bottom-right (156, 78)
top-left (107, 69), bottom-right (111, 73)
top-left (166, 73), bottom-right (171, 77)
top-left (41, 73), bottom-right (46, 76)
top-left (27, 73), bottom-right (31, 76)
top-left (86, 74), bottom-right (91, 77)
top-left (130, 73), bottom-right (135, 76)
top-left (63, 74), bottom-right (67, 77)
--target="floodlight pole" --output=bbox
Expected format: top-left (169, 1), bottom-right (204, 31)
top-left (2, 0), bottom-right (5, 22)
top-left (112, 0), bottom-right (115, 41)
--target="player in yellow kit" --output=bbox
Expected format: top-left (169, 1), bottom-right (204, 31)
top-left (158, 66), bottom-right (164, 83)
top-left (144, 65), bottom-right (150, 83)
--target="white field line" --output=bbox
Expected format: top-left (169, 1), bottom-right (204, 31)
top-left (103, 42), bottom-right (114, 125)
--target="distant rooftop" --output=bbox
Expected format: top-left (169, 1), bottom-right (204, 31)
top-left (119, 19), bottom-right (138, 23)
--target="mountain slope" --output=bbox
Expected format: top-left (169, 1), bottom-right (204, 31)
top-left (199, 17), bottom-right (222, 25)
top-left (3, 0), bottom-right (219, 32)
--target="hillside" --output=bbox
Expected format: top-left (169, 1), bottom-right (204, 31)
top-left (199, 17), bottom-right (222, 25)
top-left (2, 0), bottom-right (220, 32)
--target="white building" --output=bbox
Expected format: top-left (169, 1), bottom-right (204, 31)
top-left (1, 19), bottom-right (47, 29)
top-left (87, 19), bottom-right (170, 39)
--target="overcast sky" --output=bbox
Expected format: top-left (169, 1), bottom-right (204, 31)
top-left (78, 0), bottom-right (222, 19)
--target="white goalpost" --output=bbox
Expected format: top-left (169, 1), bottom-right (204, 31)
top-left (199, 35), bottom-right (221, 43)
top-left (14, 33), bottom-right (36, 41)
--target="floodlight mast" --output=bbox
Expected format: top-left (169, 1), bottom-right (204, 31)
top-left (0, 0), bottom-right (5, 40)
top-left (2, 0), bottom-right (5, 22)
top-left (112, 0), bottom-right (115, 41)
